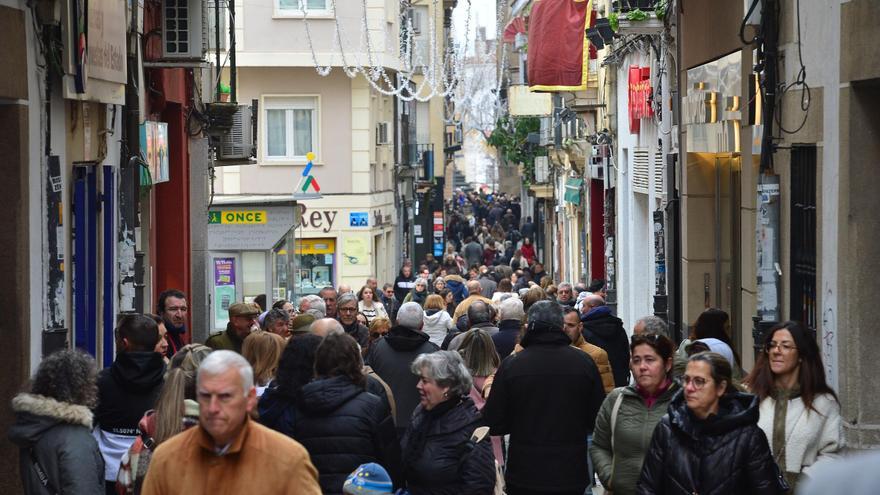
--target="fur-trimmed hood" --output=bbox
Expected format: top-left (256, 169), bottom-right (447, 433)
top-left (8, 393), bottom-right (93, 448)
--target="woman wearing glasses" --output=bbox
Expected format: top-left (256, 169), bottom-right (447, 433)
top-left (590, 333), bottom-right (679, 495)
top-left (743, 321), bottom-right (842, 491)
top-left (637, 352), bottom-right (787, 494)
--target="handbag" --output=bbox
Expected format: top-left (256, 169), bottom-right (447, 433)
top-left (604, 391), bottom-right (626, 495)
top-left (471, 426), bottom-right (506, 495)
top-left (29, 449), bottom-right (60, 495)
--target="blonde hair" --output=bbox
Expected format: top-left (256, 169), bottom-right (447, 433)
top-left (369, 317), bottom-right (391, 337)
top-left (153, 344), bottom-right (212, 445)
top-left (242, 331), bottom-right (286, 387)
top-left (424, 294), bottom-right (446, 311)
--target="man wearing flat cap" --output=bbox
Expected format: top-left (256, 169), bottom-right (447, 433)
top-left (289, 313), bottom-right (316, 337)
top-left (206, 302), bottom-right (261, 353)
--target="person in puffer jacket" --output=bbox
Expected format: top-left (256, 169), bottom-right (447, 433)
top-left (637, 352), bottom-right (787, 495)
top-left (8, 349), bottom-right (104, 495)
top-left (422, 294), bottom-right (456, 347)
top-left (401, 351), bottom-right (496, 495)
top-left (278, 333), bottom-right (402, 494)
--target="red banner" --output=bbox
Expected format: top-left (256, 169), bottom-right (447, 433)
top-left (528, 0), bottom-right (592, 91)
top-left (628, 66), bottom-right (653, 134)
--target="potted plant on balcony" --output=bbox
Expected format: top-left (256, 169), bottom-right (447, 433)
top-left (616, 1), bottom-right (667, 35)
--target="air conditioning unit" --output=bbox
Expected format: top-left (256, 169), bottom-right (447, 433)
top-left (217, 105), bottom-right (255, 161)
top-left (589, 160), bottom-right (604, 180)
top-left (163, 0), bottom-right (207, 60)
top-left (539, 117), bottom-right (552, 146)
top-left (376, 121), bottom-right (391, 145)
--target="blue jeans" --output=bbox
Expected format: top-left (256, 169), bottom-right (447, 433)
top-left (586, 434), bottom-right (595, 488)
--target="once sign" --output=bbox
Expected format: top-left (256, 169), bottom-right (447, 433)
top-left (209, 210), bottom-right (268, 225)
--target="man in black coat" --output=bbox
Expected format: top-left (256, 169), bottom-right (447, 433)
top-left (483, 301), bottom-right (606, 494)
top-left (580, 294), bottom-right (631, 387)
top-left (94, 314), bottom-right (165, 494)
top-left (336, 293), bottom-right (369, 347)
top-left (366, 302), bottom-right (439, 435)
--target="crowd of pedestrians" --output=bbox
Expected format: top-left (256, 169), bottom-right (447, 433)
top-left (7, 190), bottom-right (856, 495)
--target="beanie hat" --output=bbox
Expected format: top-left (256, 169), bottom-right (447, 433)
top-left (695, 338), bottom-right (736, 368)
top-left (342, 463), bottom-right (393, 495)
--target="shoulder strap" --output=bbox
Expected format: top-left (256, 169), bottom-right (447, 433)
top-left (610, 389), bottom-right (625, 450)
top-left (29, 448), bottom-right (60, 495)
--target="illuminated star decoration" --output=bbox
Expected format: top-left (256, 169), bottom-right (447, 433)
top-left (296, 151), bottom-right (321, 193)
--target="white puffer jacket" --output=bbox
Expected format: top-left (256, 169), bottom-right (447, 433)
top-left (422, 309), bottom-right (455, 347)
top-left (757, 392), bottom-right (843, 476)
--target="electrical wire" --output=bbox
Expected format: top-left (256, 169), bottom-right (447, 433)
top-left (740, 0), bottom-right (762, 45)
top-left (774, 0), bottom-right (810, 135)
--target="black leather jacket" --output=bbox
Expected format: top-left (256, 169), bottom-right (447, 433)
top-left (637, 391), bottom-right (787, 495)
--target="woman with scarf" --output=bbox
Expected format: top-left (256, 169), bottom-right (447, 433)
top-left (743, 321), bottom-right (842, 491)
top-left (401, 351), bottom-right (496, 494)
top-left (403, 278), bottom-right (430, 307)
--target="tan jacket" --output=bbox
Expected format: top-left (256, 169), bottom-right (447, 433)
top-left (141, 418), bottom-right (321, 495)
top-left (572, 333), bottom-right (615, 393)
top-left (452, 294), bottom-right (495, 322)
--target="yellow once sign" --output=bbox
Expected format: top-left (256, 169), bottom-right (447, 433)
top-left (220, 210), bottom-right (267, 225)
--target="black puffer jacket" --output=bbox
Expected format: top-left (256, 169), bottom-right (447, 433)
top-left (292, 376), bottom-right (402, 494)
top-left (366, 326), bottom-right (439, 431)
top-left (582, 307), bottom-right (631, 386)
top-left (8, 393), bottom-right (104, 495)
top-left (637, 391), bottom-right (787, 495)
top-left (401, 397), bottom-right (496, 495)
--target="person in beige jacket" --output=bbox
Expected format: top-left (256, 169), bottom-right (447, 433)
top-left (744, 321), bottom-right (842, 491)
top-left (141, 351), bottom-right (320, 495)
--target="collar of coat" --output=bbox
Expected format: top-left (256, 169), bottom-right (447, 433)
top-left (197, 416), bottom-right (252, 455)
top-left (11, 393), bottom-right (93, 428)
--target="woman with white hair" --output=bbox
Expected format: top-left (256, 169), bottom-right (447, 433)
top-left (401, 351), bottom-right (496, 494)
top-left (403, 278), bottom-right (430, 307)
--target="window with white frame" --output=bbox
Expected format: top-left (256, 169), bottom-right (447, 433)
top-left (275, 0), bottom-right (331, 17)
top-left (262, 96), bottom-right (319, 163)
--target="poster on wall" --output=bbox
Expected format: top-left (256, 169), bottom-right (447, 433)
top-left (343, 236), bottom-right (369, 266)
top-left (213, 258), bottom-right (236, 330)
top-left (140, 121), bottom-right (170, 184)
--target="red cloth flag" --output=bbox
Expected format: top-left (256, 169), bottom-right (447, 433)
top-left (528, 0), bottom-right (593, 91)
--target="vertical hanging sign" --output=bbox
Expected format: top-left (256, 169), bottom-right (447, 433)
top-left (629, 66), bottom-right (654, 134)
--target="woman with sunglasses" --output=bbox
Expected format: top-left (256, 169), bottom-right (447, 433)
top-left (743, 321), bottom-right (842, 491)
top-left (638, 352), bottom-right (787, 494)
top-left (590, 333), bottom-right (679, 495)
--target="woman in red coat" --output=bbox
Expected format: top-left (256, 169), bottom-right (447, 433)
top-left (520, 237), bottom-right (536, 265)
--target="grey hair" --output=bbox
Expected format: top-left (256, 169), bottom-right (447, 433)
top-left (414, 277), bottom-right (428, 287)
top-left (636, 315), bottom-right (669, 338)
top-left (411, 351), bottom-right (473, 397)
top-left (558, 282), bottom-right (572, 290)
top-left (337, 292), bottom-right (358, 308)
top-left (262, 308), bottom-right (289, 329)
top-left (300, 295), bottom-right (326, 318)
top-left (198, 350), bottom-right (254, 395)
top-left (467, 300), bottom-right (492, 325)
top-left (498, 297), bottom-right (524, 320)
top-left (527, 300), bottom-right (564, 332)
top-left (396, 302), bottom-right (425, 330)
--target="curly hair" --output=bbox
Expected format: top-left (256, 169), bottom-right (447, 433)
top-left (274, 333), bottom-right (323, 399)
top-left (31, 349), bottom-right (98, 408)
top-left (314, 333), bottom-right (366, 388)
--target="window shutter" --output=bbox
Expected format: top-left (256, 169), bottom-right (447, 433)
top-left (632, 147), bottom-right (650, 194)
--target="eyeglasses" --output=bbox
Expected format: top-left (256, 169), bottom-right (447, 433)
top-left (765, 341), bottom-right (797, 353)
top-left (338, 306), bottom-right (357, 313)
top-left (682, 375), bottom-right (710, 389)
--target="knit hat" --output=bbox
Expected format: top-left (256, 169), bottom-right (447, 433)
top-left (342, 463), bottom-right (393, 495)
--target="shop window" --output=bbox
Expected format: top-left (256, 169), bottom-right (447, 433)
top-left (262, 96), bottom-right (319, 163)
top-left (296, 238), bottom-right (335, 294)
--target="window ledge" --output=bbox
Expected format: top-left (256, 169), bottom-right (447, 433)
top-left (273, 10), bottom-right (335, 20)
top-left (260, 159), bottom-right (324, 166)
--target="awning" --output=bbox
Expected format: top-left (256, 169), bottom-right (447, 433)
top-left (564, 178), bottom-right (584, 205)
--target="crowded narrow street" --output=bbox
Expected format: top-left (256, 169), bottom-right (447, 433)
top-left (2, 0), bottom-right (880, 493)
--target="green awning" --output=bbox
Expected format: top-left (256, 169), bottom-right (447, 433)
top-left (564, 178), bottom-right (584, 205)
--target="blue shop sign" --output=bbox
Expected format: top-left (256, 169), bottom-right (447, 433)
top-left (349, 212), bottom-right (369, 227)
